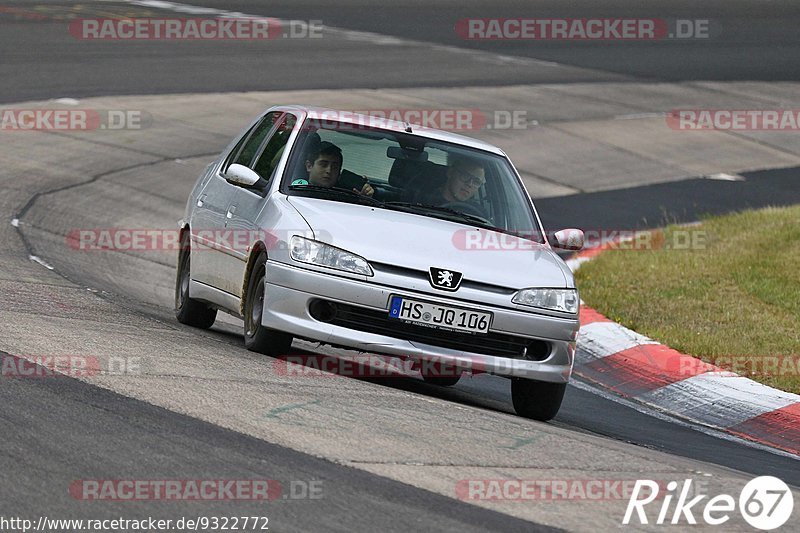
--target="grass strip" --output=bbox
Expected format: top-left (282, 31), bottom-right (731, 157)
top-left (575, 205), bottom-right (800, 394)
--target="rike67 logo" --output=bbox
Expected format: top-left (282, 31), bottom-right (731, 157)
top-left (623, 476), bottom-right (794, 530)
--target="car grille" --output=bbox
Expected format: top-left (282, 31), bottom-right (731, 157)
top-left (371, 262), bottom-right (516, 295)
top-left (324, 301), bottom-right (550, 360)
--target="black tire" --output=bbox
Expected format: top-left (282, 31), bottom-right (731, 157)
top-left (243, 252), bottom-right (293, 356)
top-left (511, 378), bottom-right (567, 421)
top-left (418, 361), bottom-right (462, 387)
top-left (421, 374), bottom-right (461, 387)
top-left (175, 231), bottom-right (217, 329)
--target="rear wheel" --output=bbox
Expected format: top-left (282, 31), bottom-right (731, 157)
top-left (175, 231), bottom-right (217, 329)
top-left (244, 252), bottom-right (293, 356)
top-left (511, 378), bottom-right (566, 421)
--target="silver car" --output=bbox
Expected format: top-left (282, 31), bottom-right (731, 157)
top-left (176, 105), bottom-right (584, 420)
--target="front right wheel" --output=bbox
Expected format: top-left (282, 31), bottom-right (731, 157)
top-left (420, 361), bottom-right (461, 386)
top-left (243, 252), bottom-right (293, 356)
top-left (175, 231), bottom-right (217, 329)
top-left (511, 378), bottom-right (567, 421)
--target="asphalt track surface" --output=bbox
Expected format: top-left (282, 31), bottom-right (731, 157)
top-left (2, 0), bottom-right (800, 103)
top-left (2, 0), bottom-right (800, 530)
top-left (185, 0), bottom-right (800, 81)
top-left (537, 166), bottom-right (800, 232)
top-left (0, 352), bottom-right (549, 532)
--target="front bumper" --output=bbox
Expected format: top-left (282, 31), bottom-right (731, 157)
top-left (263, 260), bottom-right (578, 382)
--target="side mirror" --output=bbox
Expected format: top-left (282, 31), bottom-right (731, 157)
top-left (551, 228), bottom-right (584, 251)
top-left (225, 164), bottom-right (265, 189)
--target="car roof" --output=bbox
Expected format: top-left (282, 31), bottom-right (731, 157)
top-left (271, 105), bottom-right (506, 157)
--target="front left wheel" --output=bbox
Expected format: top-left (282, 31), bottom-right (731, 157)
top-left (243, 252), bottom-right (293, 356)
top-left (511, 378), bottom-right (567, 421)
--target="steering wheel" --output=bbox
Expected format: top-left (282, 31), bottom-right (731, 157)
top-left (441, 201), bottom-right (491, 224)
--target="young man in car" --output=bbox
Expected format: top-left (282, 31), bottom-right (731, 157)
top-left (292, 140), bottom-right (374, 197)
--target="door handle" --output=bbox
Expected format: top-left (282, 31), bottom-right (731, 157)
top-left (226, 205), bottom-right (237, 219)
top-left (196, 194), bottom-right (207, 207)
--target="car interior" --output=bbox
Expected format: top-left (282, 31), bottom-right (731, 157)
top-left (283, 125), bottom-right (540, 233)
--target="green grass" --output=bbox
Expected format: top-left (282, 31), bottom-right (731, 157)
top-left (575, 205), bottom-right (800, 394)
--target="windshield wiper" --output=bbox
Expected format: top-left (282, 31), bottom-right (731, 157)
top-left (288, 185), bottom-right (383, 205)
top-left (286, 190), bottom-right (493, 227)
top-left (383, 201), bottom-right (491, 225)
top-left (386, 202), bottom-right (542, 242)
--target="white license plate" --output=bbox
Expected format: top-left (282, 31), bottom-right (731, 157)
top-left (388, 296), bottom-right (492, 334)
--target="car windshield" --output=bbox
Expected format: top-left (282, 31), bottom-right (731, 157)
top-left (282, 118), bottom-right (544, 243)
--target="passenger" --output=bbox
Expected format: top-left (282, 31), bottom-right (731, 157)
top-left (416, 154), bottom-right (485, 205)
top-left (291, 141), bottom-right (374, 197)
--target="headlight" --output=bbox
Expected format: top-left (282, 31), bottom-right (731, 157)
top-left (512, 288), bottom-right (578, 314)
top-left (290, 236), bottom-right (373, 276)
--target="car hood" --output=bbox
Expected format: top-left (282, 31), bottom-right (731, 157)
top-left (287, 197), bottom-right (569, 289)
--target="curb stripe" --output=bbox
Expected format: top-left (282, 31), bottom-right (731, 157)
top-left (575, 344), bottom-right (720, 397)
top-left (637, 373), bottom-right (800, 428)
top-left (577, 321), bottom-right (657, 363)
top-left (578, 305), bottom-right (610, 326)
top-left (728, 403), bottom-right (800, 456)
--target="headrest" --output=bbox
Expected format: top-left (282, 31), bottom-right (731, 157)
top-left (389, 159), bottom-right (447, 188)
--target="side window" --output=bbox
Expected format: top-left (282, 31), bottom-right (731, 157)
top-left (316, 130), bottom-right (393, 181)
top-left (222, 124), bottom-right (257, 172)
top-left (252, 113), bottom-right (297, 180)
top-left (223, 111), bottom-right (283, 173)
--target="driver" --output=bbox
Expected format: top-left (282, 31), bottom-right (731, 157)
top-left (416, 154), bottom-right (485, 205)
top-left (292, 140), bottom-right (374, 197)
